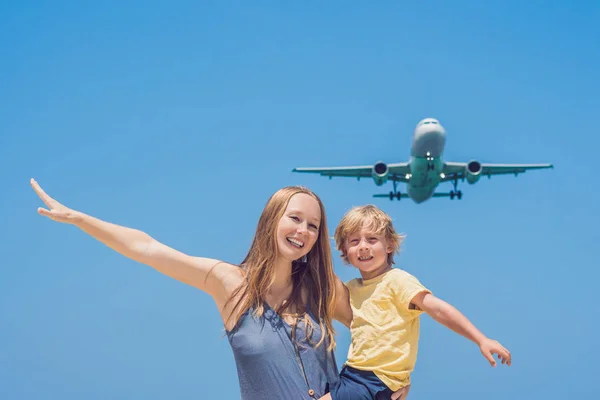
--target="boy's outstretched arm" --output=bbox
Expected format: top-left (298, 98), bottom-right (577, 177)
top-left (411, 292), bottom-right (512, 367)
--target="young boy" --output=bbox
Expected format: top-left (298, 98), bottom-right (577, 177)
top-left (324, 205), bottom-right (511, 400)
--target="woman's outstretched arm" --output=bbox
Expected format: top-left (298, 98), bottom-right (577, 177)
top-left (30, 178), bottom-right (239, 298)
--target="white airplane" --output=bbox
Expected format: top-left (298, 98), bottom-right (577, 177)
top-left (293, 118), bottom-right (553, 203)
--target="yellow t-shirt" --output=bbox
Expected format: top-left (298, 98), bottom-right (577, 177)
top-left (345, 268), bottom-right (431, 391)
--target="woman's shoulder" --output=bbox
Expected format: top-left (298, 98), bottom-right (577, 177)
top-left (207, 260), bottom-right (244, 276)
top-left (217, 262), bottom-right (246, 288)
top-left (204, 261), bottom-right (246, 301)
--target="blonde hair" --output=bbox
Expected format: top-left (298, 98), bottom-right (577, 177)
top-left (226, 186), bottom-right (337, 350)
top-left (334, 204), bottom-right (404, 266)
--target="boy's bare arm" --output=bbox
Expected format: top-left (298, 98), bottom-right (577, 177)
top-left (411, 291), bottom-right (512, 367)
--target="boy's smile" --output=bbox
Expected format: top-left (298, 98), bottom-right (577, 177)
top-left (345, 227), bottom-right (393, 280)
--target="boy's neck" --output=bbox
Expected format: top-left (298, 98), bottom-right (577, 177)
top-left (359, 263), bottom-right (392, 281)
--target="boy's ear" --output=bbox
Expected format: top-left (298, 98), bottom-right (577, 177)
top-left (339, 248), bottom-right (350, 263)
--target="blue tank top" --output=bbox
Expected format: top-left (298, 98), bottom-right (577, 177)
top-left (226, 303), bottom-right (340, 399)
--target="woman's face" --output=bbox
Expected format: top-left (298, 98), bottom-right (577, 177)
top-left (275, 193), bottom-right (321, 263)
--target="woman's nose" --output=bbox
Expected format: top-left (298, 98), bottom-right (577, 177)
top-left (297, 223), bottom-right (308, 234)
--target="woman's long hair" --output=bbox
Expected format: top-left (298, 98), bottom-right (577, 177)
top-left (225, 186), bottom-right (337, 350)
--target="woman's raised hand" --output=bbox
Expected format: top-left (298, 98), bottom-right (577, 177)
top-left (30, 178), bottom-right (82, 224)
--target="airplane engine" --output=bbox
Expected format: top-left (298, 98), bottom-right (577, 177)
top-left (465, 160), bottom-right (482, 184)
top-left (371, 162), bottom-right (389, 186)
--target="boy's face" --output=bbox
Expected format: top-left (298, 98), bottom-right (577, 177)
top-left (344, 226), bottom-right (393, 280)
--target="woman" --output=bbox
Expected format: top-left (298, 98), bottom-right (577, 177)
top-left (30, 179), bottom-right (409, 400)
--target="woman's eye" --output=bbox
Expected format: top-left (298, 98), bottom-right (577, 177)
top-left (290, 216), bottom-right (300, 221)
top-left (309, 224), bottom-right (318, 230)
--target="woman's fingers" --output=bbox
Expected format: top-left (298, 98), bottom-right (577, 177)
top-left (391, 385), bottom-right (410, 400)
top-left (38, 207), bottom-right (64, 221)
top-left (30, 178), bottom-right (56, 209)
top-left (32, 179), bottom-right (80, 224)
top-left (37, 207), bottom-right (51, 217)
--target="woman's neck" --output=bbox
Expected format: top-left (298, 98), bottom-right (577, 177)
top-left (271, 256), bottom-right (293, 292)
top-left (266, 257), bottom-right (295, 310)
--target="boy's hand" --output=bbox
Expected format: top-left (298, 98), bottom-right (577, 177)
top-left (479, 338), bottom-right (511, 367)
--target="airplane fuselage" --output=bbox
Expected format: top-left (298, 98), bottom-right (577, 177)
top-left (407, 118), bottom-right (447, 203)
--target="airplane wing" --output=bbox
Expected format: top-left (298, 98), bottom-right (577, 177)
top-left (293, 162), bottom-right (411, 182)
top-left (441, 161), bottom-right (553, 182)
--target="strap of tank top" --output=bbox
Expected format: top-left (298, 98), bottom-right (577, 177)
top-left (292, 336), bottom-right (318, 400)
top-left (290, 319), bottom-right (318, 400)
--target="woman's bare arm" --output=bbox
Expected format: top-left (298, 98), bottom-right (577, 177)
top-left (332, 275), bottom-right (352, 327)
top-left (30, 178), bottom-right (239, 298)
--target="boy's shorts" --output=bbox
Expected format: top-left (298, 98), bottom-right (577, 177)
top-left (329, 365), bottom-right (393, 400)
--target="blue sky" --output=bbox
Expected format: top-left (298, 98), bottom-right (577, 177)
top-left (1, 1), bottom-right (597, 399)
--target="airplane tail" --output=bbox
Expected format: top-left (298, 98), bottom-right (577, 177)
top-left (373, 193), bottom-right (411, 200)
top-left (431, 191), bottom-right (463, 200)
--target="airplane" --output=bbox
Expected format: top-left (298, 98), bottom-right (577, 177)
top-left (292, 118), bottom-right (553, 203)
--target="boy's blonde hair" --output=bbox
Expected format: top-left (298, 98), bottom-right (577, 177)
top-left (334, 205), bottom-right (405, 266)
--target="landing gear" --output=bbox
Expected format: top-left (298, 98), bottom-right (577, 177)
top-left (449, 179), bottom-right (463, 200)
top-left (373, 178), bottom-right (404, 201)
top-left (449, 190), bottom-right (462, 200)
top-left (388, 191), bottom-right (402, 200)
top-left (388, 179), bottom-right (402, 200)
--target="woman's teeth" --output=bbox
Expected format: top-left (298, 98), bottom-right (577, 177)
top-left (287, 238), bottom-right (304, 248)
